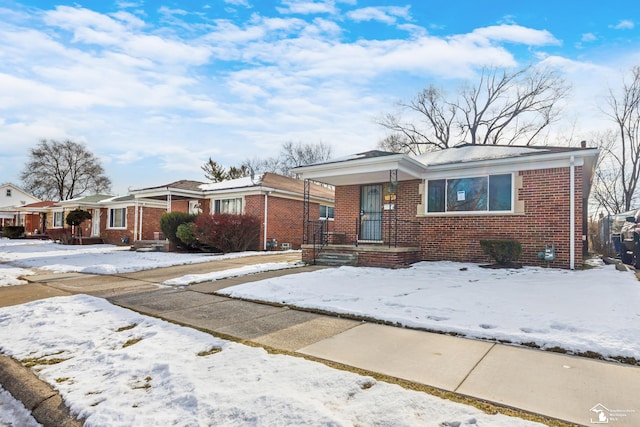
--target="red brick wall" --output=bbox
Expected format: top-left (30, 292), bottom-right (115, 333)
top-left (99, 205), bottom-right (167, 245)
top-left (171, 200), bottom-right (189, 213)
top-left (245, 194), bottom-right (320, 250)
top-left (332, 167), bottom-right (584, 269)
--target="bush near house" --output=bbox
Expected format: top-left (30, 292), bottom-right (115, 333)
top-left (160, 212), bottom-right (197, 250)
top-left (2, 226), bottom-right (25, 239)
top-left (176, 222), bottom-right (199, 251)
top-left (65, 209), bottom-right (92, 237)
top-left (48, 228), bottom-right (73, 244)
top-left (193, 213), bottom-right (260, 253)
top-left (480, 239), bottom-right (523, 267)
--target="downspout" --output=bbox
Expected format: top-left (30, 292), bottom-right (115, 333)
top-left (133, 199), bottom-right (138, 241)
top-left (263, 192), bottom-right (269, 250)
top-left (167, 188), bottom-right (172, 213)
top-left (570, 156), bottom-right (575, 270)
top-left (139, 204), bottom-right (144, 241)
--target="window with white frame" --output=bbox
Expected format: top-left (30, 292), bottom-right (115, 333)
top-left (426, 174), bottom-right (513, 213)
top-left (213, 198), bottom-right (243, 214)
top-left (109, 207), bottom-right (127, 228)
top-left (6, 189), bottom-right (11, 197)
top-left (53, 211), bottom-right (64, 228)
top-left (319, 205), bottom-right (334, 220)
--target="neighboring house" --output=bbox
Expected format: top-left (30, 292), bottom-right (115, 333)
top-left (0, 183), bottom-right (41, 228)
top-left (130, 173), bottom-right (335, 250)
top-left (17, 201), bottom-right (56, 235)
top-left (53, 194), bottom-right (114, 239)
top-left (293, 144), bottom-right (599, 270)
top-left (53, 194), bottom-right (167, 245)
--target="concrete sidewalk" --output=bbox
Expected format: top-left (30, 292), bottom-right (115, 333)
top-left (2, 252), bottom-right (640, 426)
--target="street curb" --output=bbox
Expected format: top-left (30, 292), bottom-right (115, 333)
top-left (0, 355), bottom-right (83, 427)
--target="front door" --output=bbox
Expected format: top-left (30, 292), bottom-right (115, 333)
top-left (360, 184), bottom-right (383, 241)
top-left (92, 209), bottom-right (100, 236)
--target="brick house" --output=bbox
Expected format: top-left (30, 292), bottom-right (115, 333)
top-left (16, 201), bottom-right (56, 235)
top-left (130, 173), bottom-right (335, 250)
top-left (293, 144), bottom-right (599, 269)
top-left (50, 194), bottom-right (167, 245)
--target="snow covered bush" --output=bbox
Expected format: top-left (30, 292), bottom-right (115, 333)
top-left (193, 213), bottom-right (260, 253)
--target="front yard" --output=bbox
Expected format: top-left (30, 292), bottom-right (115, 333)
top-left (219, 260), bottom-right (640, 363)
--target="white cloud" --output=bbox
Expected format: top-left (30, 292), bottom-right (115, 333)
top-left (224, 0), bottom-right (252, 7)
top-left (581, 33), bottom-right (597, 42)
top-left (469, 24), bottom-right (560, 46)
top-left (276, 0), bottom-right (337, 15)
top-left (346, 6), bottom-right (411, 25)
top-left (1, 3), bottom-right (634, 195)
top-left (612, 19), bottom-right (634, 30)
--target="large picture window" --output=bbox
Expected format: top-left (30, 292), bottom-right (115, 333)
top-left (109, 208), bottom-right (126, 228)
top-left (214, 198), bottom-right (243, 214)
top-left (427, 174), bottom-right (513, 213)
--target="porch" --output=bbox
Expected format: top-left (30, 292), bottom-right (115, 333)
top-left (301, 243), bottom-right (421, 268)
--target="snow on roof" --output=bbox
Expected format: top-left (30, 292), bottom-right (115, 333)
top-left (59, 194), bottom-right (114, 204)
top-left (199, 174), bottom-right (263, 191)
top-left (415, 145), bottom-right (553, 166)
top-left (306, 150), bottom-right (399, 167)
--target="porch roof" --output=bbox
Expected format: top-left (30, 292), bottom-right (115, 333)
top-left (292, 151), bottom-right (426, 186)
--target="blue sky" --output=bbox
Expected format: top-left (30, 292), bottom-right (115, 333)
top-left (1, 0), bottom-right (639, 195)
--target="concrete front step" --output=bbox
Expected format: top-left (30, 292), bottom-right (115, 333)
top-left (314, 252), bottom-right (358, 267)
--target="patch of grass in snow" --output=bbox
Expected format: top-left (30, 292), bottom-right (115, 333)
top-left (197, 347), bottom-right (222, 356)
top-left (21, 351), bottom-right (70, 368)
top-left (131, 376), bottom-right (152, 391)
top-left (122, 337), bottom-right (143, 348)
top-left (360, 381), bottom-right (374, 390)
top-left (611, 355), bottom-right (640, 365)
top-left (116, 323), bottom-right (138, 332)
top-left (521, 342), bottom-right (541, 349)
top-left (55, 377), bottom-right (72, 384)
top-left (546, 346), bottom-right (568, 354)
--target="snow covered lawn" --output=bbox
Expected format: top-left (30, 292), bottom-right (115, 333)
top-left (0, 385), bottom-right (40, 427)
top-left (0, 295), bottom-right (542, 426)
top-left (219, 260), bottom-right (640, 361)
top-left (0, 239), bottom-right (277, 275)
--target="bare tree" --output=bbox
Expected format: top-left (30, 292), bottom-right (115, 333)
top-left (378, 65), bottom-right (569, 154)
top-left (591, 130), bottom-right (627, 214)
top-left (21, 139), bottom-right (111, 201)
top-left (600, 65), bottom-right (640, 212)
top-left (279, 141), bottom-right (332, 170)
top-left (243, 141), bottom-right (333, 176)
